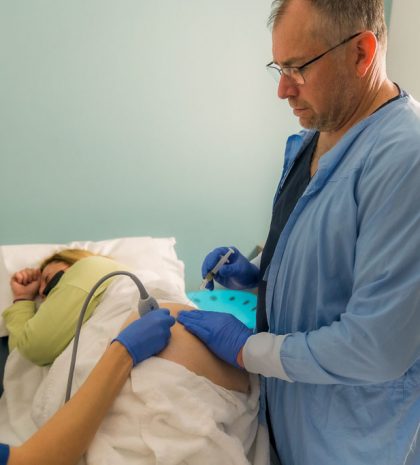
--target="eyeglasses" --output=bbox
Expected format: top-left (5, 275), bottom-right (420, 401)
top-left (266, 31), bottom-right (362, 85)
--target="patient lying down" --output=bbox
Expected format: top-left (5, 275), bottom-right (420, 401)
top-left (1, 254), bottom-right (260, 465)
top-left (3, 249), bottom-right (249, 392)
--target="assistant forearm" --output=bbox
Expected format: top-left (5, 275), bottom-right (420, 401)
top-left (9, 341), bottom-right (132, 465)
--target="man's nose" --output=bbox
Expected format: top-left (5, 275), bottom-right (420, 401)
top-left (277, 73), bottom-right (299, 100)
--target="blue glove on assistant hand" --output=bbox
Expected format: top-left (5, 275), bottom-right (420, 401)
top-left (113, 309), bottom-right (176, 366)
top-left (177, 310), bottom-right (252, 367)
top-left (201, 246), bottom-right (259, 290)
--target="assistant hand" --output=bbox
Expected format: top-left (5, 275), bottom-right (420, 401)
top-left (113, 309), bottom-right (176, 366)
top-left (202, 246), bottom-right (259, 290)
top-left (10, 268), bottom-right (41, 301)
top-left (177, 310), bottom-right (252, 367)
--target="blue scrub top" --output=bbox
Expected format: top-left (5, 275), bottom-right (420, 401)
top-left (0, 443), bottom-right (9, 465)
top-left (245, 91), bottom-right (420, 465)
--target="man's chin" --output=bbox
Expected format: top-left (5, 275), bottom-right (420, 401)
top-left (297, 116), bottom-right (318, 130)
top-left (292, 109), bottom-right (318, 129)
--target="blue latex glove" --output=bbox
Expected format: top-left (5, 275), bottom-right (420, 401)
top-left (201, 246), bottom-right (259, 290)
top-left (177, 310), bottom-right (252, 367)
top-left (113, 309), bottom-right (176, 366)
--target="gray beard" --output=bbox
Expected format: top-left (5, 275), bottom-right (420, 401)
top-left (302, 76), bottom-right (359, 133)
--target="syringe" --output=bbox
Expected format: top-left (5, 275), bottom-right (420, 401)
top-left (200, 248), bottom-right (235, 290)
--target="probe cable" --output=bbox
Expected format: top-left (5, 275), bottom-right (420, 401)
top-left (65, 271), bottom-right (159, 402)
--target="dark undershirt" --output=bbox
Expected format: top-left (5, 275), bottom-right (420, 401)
top-left (256, 132), bottom-right (319, 332)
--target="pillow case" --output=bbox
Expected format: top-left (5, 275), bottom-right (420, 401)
top-left (0, 237), bottom-right (188, 336)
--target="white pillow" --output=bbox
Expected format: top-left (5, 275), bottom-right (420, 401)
top-left (0, 237), bottom-right (189, 337)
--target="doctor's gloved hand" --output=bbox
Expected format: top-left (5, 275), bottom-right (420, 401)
top-left (177, 310), bottom-right (252, 367)
top-left (202, 246), bottom-right (259, 290)
top-left (113, 309), bottom-right (175, 366)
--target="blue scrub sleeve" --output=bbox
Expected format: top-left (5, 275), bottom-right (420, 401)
top-left (281, 126), bottom-right (420, 385)
top-left (0, 443), bottom-right (10, 465)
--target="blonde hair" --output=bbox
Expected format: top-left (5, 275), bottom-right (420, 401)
top-left (40, 249), bottom-right (97, 271)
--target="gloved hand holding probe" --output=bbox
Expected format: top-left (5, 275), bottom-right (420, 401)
top-left (177, 310), bottom-right (252, 368)
top-left (113, 309), bottom-right (176, 365)
top-left (201, 246), bottom-right (259, 290)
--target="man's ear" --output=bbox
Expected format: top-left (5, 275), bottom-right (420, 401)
top-left (353, 31), bottom-right (378, 78)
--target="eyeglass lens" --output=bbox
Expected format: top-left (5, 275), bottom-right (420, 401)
top-left (266, 64), bottom-right (305, 85)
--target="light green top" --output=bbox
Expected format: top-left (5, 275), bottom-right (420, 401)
top-left (3, 256), bottom-right (126, 366)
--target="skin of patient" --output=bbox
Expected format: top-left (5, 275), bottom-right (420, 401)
top-left (8, 258), bottom-right (249, 393)
top-left (125, 304), bottom-right (250, 394)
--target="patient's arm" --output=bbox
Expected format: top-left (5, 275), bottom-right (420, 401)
top-left (122, 304), bottom-right (250, 394)
top-left (4, 257), bottom-right (127, 366)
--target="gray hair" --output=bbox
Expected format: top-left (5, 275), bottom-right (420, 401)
top-left (268, 0), bottom-right (387, 48)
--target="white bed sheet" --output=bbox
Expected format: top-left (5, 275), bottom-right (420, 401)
top-left (0, 276), bottom-right (268, 465)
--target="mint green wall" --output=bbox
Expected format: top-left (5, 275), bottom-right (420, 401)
top-left (0, 1), bottom-right (394, 291)
top-left (0, 1), bottom-right (299, 290)
top-left (387, 1), bottom-right (420, 99)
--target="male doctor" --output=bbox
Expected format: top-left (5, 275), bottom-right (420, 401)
top-left (178, 1), bottom-right (420, 464)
